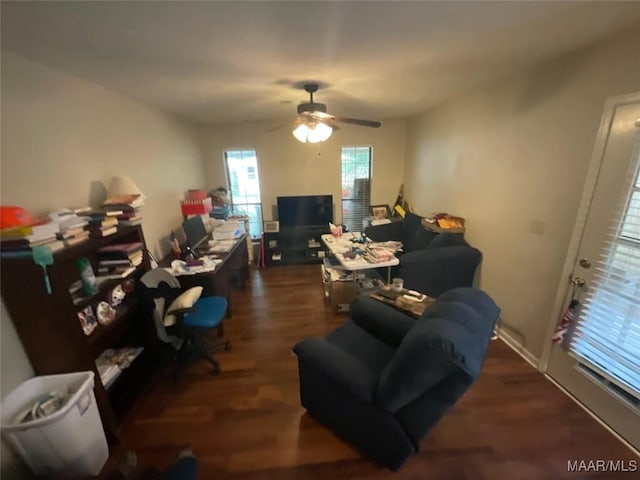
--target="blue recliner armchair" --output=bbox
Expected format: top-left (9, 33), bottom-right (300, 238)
top-left (365, 212), bottom-right (482, 297)
top-left (293, 287), bottom-right (500, 470)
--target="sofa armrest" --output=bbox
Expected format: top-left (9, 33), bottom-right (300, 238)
top-left (293, 338), bottom-right (378, 402)
top-left (399, 246), bottom-right (482, 298)
top-left (364, 221), bottom-right (403, 243)
top-left (351, 296), bottom-right (415, 347)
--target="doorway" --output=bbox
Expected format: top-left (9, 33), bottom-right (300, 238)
top-left (543, 93), bottom-right (640, 450)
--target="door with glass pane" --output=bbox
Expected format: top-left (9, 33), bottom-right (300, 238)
top-left (546, 94), bottom-right (640, 450)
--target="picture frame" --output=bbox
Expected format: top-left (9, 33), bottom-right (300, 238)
top-left (370, 204), bottom-right (391, 219)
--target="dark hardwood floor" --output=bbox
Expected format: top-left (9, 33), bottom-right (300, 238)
top-left (112, 265), bottom-right (637, 479)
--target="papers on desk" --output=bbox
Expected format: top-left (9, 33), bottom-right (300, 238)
top-left (208, 239), bottom-right (236, 253)
top-left (212, 221), bottom-right (245, 240)
top-left (369, 241), bottom-right (403, 254)
top-left (167, 256), bottom-right (222, 276)
top-left (361, 244), bottom-right (398, 264)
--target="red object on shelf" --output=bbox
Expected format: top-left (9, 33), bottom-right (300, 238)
top-left (187, 189), bottom-right (208, 200)
top-left (0, 206), bottom-right (34, 229)
top-left (180, 198), bottom-right (212, 215)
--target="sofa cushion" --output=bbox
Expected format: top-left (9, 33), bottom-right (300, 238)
top-left (375, 323), bottom-right (457, 413)
top-left (408, 227), bottom-right (437, 252)
top-left (427, 232), bottom-right (468, 249)
top-left (401, 212), bottom-right (423, 247)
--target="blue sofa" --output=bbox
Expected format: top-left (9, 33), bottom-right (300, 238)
top-left (364, 212), bottom-right (482, 297)
top-left (293, 287), bottom-right (500, 470)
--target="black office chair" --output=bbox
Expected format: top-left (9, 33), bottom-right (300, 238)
top-left (140, 269), bottom-right (230, 375)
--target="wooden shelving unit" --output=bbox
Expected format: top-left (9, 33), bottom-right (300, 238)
top-left (0, 225), bottom-right (165, 442)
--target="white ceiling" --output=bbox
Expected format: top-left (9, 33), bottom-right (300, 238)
top-left (2, 1), bottom-right (640, 125)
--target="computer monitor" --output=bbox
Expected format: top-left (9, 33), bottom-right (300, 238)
top-left (172, 226), bottom-right (188, 248)
top-left (182, 216), bottom-right (208, 249)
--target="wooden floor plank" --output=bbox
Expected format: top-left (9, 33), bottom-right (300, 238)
top-left (109, 264), bottom-right (636, 478)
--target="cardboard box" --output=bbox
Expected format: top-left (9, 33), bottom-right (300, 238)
top-left (329, 280), bottom-right (355, 313)
top-left (187, 189), bottom-right (208, 200)
top-left (321, 264), bottom-right (355, 312)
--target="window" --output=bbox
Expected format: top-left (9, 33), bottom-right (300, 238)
top-left (568, 146), bottom-right (640, 403)
top-left (341, 146), bottom-right (372, 232)
top-left (223, 149), bottom-right (263, 240)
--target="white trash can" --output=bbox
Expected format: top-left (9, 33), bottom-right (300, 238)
top-left (0, 371), bottom-right (108, 477)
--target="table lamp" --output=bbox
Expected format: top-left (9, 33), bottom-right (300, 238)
top-left (107, 175), bottom-right (145, 199)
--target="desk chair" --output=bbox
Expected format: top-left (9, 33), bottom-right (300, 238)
top-left (140, 269), bottom-right (230, 375)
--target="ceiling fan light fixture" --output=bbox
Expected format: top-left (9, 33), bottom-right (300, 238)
top-left (292, 123), bottom-right (310, 143)
top-left (292, 120), bottom-right (333, 144)
top-left (315, 121), bottom-right (333, 141)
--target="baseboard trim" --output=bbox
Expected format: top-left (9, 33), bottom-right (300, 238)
top-left (497, 329), bottom-right (540, 370)
top-left (544, 374), bottom-right (640, 457)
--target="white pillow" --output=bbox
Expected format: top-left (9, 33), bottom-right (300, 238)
top-left (164, 286), bottom-right (203, 326)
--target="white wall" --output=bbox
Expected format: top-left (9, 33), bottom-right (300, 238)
top-left (199, 120), bottom-right (406, 225)
top-left (403, 27), bottom-right (640, 362)
top-left (1, 53), bottom-right (205, 258)
top-left (0, 52), bottom-right (205, 475)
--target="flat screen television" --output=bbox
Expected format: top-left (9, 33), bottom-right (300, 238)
top-left (277, 195), bottom-right (333, 228)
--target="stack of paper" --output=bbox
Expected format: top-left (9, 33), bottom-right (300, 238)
top-left (49, 209), bottom-right (90, 246)
top-left (0, 220), bottom-right (64, 255)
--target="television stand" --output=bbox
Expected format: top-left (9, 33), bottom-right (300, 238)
top-left (263, 226), bottom-right (329, 266)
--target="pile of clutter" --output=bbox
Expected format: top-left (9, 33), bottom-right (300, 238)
top-left (422, 213), bottom-right (466, 233)
top-left (0, 176), bottom-right (146, 257)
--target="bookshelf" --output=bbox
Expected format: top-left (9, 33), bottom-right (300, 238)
top-left (0, 225), bottom-right (164, 443)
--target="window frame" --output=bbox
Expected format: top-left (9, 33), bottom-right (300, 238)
top-left (222, 148), bottom-right (264, 240)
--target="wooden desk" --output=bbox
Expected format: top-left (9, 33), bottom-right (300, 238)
top-left (159, 234), bottom-right (249, 316)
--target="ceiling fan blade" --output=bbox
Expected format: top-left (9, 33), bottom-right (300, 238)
top-left (333, 116), bottom-right (382, 128)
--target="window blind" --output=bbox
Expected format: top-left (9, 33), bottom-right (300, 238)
top-left (568, 146), bottom-right (640, 402)
top-left (341, 146), bottom-right (371, 232)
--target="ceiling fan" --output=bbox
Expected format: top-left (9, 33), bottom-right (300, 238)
top-left (291, 83), bottom-right (382, 143)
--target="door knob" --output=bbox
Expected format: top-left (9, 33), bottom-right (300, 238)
top-left (579, 258), bottom-right (591, 269)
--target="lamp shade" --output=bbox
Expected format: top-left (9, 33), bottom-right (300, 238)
top-left (292, 121), bottom-right (333, 143)
top-left (293, 124), bottom-right (310, 143)
top-left (107, 175), bottom-right (145, 199)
